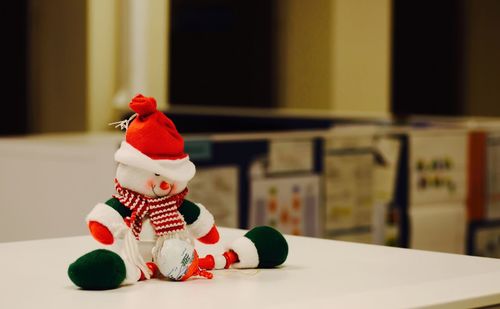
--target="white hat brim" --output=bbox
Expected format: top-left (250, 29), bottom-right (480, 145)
top-left (114, 141), bottom-right (196, 182)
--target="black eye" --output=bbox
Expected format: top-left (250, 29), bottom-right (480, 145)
top-left (154, 173), bottom-right (160, 176)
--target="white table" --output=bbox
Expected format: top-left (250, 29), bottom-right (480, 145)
top-left (2, 228), bottom-right (500, 308)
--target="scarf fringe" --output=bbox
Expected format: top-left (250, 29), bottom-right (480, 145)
top-left (124, 230), bottom-right (151, 279)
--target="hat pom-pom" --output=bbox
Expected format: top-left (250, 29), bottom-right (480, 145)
top-left (129, 94), bottom-right (157, 116)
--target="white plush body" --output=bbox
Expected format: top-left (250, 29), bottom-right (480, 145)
top-left (86, 163), bottom-right (194, 282)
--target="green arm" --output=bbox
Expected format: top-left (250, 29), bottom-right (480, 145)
top-left (178, 199), bottom-right (201, 225)
top-left (104, 197), bottom-right (131, 218)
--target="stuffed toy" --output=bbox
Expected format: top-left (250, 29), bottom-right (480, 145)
top-left (68, 94), bottom-right (288, 290)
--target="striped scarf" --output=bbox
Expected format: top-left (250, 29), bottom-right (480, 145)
top-left (113, 180), bottom-right (189, 239)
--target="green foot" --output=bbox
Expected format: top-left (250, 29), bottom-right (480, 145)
top-left (246, 226), bottom-right (289, 268)
top-left (68, 249), bottom-right (126, 290)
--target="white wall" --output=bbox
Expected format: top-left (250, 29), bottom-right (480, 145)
top-left (276, 0), bottom-right (392, 116)
top-left (463, 0), bottom-right (500, 116)
top-left (330, 0), bottom-right (392, 115)
top-left (0, 134), bottom-right (122, 242)
top-left (87, 0), bottom-right (168, 131)
top-left (28, 0), bottom-right (87, 133)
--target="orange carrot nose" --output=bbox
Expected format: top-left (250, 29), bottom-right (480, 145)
top-left (160, 181), bottom-right (170, 190)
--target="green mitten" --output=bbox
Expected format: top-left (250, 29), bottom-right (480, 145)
top-left (68, 249), bottom-right (126, 290)
top-left (231, 226), bottom-right (289, 268)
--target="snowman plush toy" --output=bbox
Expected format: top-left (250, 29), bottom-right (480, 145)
top-left (68, 94), bottom-right (288, 290)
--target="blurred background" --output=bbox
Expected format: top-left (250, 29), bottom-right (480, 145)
top-left (4, 0), bottom-right (500, 135)
top-left (2, 1), bottom-right (500, 259)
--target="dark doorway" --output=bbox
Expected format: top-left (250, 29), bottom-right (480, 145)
top-left (1, 1), bottom-right (28, 135)
top-left (169, 0), bottom-right (277, 108)
top-left (392, 0), bottom-right (465, 116)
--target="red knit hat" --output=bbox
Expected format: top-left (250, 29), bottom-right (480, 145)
top-left (114, 94), bottom-right (195, 182)
top-left (126, 94), bottom-right (186, 160)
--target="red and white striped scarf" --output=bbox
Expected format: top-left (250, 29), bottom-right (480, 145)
top-left (113, 180), bottom-right (189, 239)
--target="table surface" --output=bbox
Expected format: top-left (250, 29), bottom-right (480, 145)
top-left (2, 228), bottom-right (500, 309)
